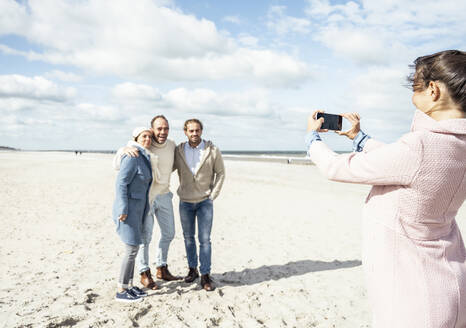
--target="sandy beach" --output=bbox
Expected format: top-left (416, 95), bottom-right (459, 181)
top-left (1, 151), bottom-right (464, 328)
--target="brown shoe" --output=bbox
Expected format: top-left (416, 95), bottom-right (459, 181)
top-left (156, 265), bottom-right (182, 281)
top-left (200, 274), bottom-right (215, 291)
top-left (140, 269), bottom-right (158, 290)
top-left (184, 267), bottom-right (199, 283)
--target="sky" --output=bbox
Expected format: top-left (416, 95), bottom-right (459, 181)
top-left (0, 0), bottom-right (465, 151)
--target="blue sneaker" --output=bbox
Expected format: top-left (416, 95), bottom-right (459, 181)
top-left (115, 289), bottom-right (143, 303)
top-left (130, 286), bottom-right (148, 297)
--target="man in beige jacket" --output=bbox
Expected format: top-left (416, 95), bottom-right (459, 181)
top-left (174, 118), bottom-right (225, 291)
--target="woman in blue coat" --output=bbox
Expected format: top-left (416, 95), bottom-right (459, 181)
top-left (113, 127), bottom-right (153, 302)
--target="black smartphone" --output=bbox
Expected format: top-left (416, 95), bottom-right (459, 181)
top-left (316, 113), bottom-right (342, 130)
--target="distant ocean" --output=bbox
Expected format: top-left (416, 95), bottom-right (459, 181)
top-left (224, 150), bottom-right (349, 156)
top-left (220, 150), bottom-right (349, 165)
top-left (26, 149), bottom-right (349, 156)
top-left (223, 150), bottom-right (307, 157)
top-left (8, 149), bottom-right (349, 165)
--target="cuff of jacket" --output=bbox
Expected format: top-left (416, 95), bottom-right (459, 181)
top-left (304, 130), bottom-right (322, 156)
top-left (352, 130), bottom-right (370, 152)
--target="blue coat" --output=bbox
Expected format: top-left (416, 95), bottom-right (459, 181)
top-left (112, 146), bottom-right (152, 246)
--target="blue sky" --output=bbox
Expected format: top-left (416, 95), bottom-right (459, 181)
top-left (0, 0), bottom-right (465, 151)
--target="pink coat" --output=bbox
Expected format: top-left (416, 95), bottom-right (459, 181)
top-left (309, 110), bottom-right (466, 328)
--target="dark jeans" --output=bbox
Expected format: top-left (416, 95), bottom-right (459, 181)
top-left (179, 198), bottom-right (213, 275)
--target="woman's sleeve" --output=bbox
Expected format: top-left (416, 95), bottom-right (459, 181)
top-left (308, 133), bottom-right (422, 186)
top-left (352, 131), bottom-right (385, 153)
top-left (114, 156), bottom-right (137, 215)
top-left (363, 138), bottom-right (386, 152)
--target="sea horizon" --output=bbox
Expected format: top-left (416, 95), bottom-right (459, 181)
top-left (0, 147), bottom-right (349, 156)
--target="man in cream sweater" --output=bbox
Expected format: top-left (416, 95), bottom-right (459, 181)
top-left (113, 115), bottom-right (182, 290)
top-left (174, 118), bottom-right (225, 291)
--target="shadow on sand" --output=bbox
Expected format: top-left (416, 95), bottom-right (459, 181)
top-left (149, 259), bottom-right (361, 296)
top-left (214, 259), bottom-right (362, 287)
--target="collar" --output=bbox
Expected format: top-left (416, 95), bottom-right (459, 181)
top-left (187, 140), bottom-right (205, 150)
top-left (410, 109), bottom-right (466, 135)
top-left (151, 138), bottom-right (168, 149)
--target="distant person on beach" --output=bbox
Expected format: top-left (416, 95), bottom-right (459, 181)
top-left (305, 50), bottom-right (466, 327)
top-left (113, 115), bottom-right (182, 291)
top-left (173, 118), bottom-right (225, 291)
top-left (112, 127), bottom-right (153, 302)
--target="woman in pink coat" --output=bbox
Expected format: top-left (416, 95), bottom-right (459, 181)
top-left (306, 50), bottom-right (466, 327)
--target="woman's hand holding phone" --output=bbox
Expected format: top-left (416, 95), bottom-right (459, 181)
top-left (308, 110), bottom-right (361, 140)
top-left (336, 112), bottom-right (361, 140)
top-left (307, 110), bottom-right (329, 132)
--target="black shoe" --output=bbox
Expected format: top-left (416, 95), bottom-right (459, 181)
top-left (200, 274), bottom-right (215, 291)
top-left (184, 267), bottom-right (199, 283)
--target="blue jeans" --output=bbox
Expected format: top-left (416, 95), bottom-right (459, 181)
top-left (136, 192), bottom-right (175, 273)
top-left (179, 199), bottom-right (213, 275)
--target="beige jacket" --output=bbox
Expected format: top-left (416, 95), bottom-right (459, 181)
top-left (174, 140), bottom-right (225, 203)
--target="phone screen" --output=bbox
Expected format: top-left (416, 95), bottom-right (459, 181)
top-left (316, 113), bottom-right (342, 131)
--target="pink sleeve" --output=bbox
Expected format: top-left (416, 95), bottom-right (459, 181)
top-left (363, 138), bottom-right (386, 152)
top-left (309, 133), bottom-right (422, 186)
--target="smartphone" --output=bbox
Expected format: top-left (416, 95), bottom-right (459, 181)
top-left (316, 112), bottom-right (342, 131)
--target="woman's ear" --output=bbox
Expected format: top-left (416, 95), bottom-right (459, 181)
top-left (428, 81), bottom-right (441, 101)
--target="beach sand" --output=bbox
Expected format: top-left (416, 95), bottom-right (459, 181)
top-left (1, 151), bottom-right (464, 327)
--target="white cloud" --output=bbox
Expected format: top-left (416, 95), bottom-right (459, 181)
top-left (238, 34), bottom-right (259, 47)
top-left (44, 70), bottom-right (82, 82)
top-left (223, 15), bottom-right (241, 24)
top-left (0, 81), bottom-right (286, 150)
top-left (4, 0), bottom-right (459, 151)
top-left (0, 75), bottom-right (76, 101)
top-left (164, 88), bottom-right (218, 113)
top-left (112, 82), bottom-right (162, 101)
top-left (164, 88), bottom-right (276, 117)
top-left (266, 6), bottom-right (311, 36)
top-left (0, 97), bottom-right (125, 150)
top-left (0, 0), bottom-right (28, 34)
top-left (305, 0), bottom-right (466, 65)
top-left (0, 97), bottom-right (42, 113)
top-left (153, 0), bottom-right (175, 6)
top-left (350, 67), bottom-right (410, 112)
top-left (112, 83), bottom-right (277, 118)
top-left (0, 0), bottom-right (310, 88)
top-left (346, 66), bottom-right (414, 141)
top-left (316, 27), bottom-right (388, 65)
top-left (76, 103), bottom-right (122, 121)
top-left (0, 74), bottom-right (124, 147)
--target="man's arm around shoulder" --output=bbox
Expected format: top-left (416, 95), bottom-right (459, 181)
top-left (113, 143), bottom-right (140, 170)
